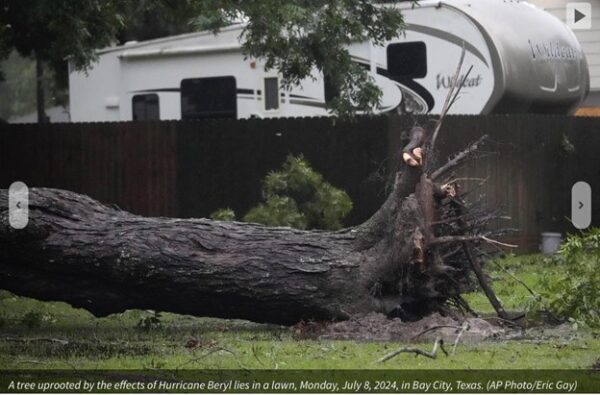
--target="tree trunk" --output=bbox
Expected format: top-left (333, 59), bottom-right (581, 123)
top-left (0, 128), bottom-right (497, 325)
top-left (35, 53), bottom-right (47, 124)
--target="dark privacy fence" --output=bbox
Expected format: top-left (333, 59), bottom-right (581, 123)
top-left (1, 115), bottom-right (599, 251)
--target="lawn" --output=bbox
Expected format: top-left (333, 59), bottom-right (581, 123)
top-left (1, 254), bottom-right (599, 370)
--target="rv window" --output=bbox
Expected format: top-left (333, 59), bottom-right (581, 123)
top-left (132, 94), bottom-right (160, 121)
top-left (387, 42), bottom-right (427, 79)
top-left (181, 76), bottom-right (237, 120)
top-left (264, 77), bottom-right (279, 110)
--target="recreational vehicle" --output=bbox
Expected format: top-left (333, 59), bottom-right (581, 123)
top-left (69, 0), bottom-right (590, 122)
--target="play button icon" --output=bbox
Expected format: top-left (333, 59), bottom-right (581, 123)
top-left (567, 3), bottom-right (592, 29)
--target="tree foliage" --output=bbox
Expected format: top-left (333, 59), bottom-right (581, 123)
top-left (1, 1), bottom-right (406, 119)
top-left (536, 228), bottom-right (600, 327)
top-left (116, 0), bottom-right (201, 43)
top-left (0, 1), bottom-right (202, 120)
top-left (0, 1), bottom-right (124, 76)
top-left (0, 0), bottom-right (127, 121)
top-left (193, 1), bottom-right (405, 117)
top-left (211, 155), bottom-right (353, 230)
top-left (209, 208), bottom-right (237, 222)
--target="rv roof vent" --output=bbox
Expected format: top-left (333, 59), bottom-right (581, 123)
top-left (124, 40), bottom-right (138, 46)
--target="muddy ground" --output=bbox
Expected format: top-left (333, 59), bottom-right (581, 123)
top-left (292, 313), bottom-right (581, 345)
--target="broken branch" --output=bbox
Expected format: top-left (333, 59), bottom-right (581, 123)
top-left (377, 338), bottom-right (447, 363)
top-left (430, 43), bottom-right (467, 153)
top-left (411, 325), bottom-right (462, 341)
top-left (451, 322), bottom-right (470, 355)
top-left (430, 135), bottom-right (488, 180)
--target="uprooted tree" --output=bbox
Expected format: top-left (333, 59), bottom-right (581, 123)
top-left (0, 56), bottom-right (513, 325)
top-left (0, 132), bottom-right (509, 325)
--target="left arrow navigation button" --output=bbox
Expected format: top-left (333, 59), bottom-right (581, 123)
top-left (9, 181), bottom-right (29, 229)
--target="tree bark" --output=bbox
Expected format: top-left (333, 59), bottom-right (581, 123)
top-left (0, 128), bottom-right (494, 325)
top-left (0, 189), bottom-right (372, 324)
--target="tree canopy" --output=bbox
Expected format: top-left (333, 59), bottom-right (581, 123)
top-left (1, 1), bottom-right (407, 119)
top-left (0, 1), bottom-right (124, 76)
top-left (194, 1), bottom-right (406, 117)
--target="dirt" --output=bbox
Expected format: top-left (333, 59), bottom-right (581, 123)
top-left (318, 313), bottom-right (504, 344)
top-left (293, 312), bottom-right (581, 346)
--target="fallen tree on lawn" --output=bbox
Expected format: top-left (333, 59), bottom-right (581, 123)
top-left (0, 129), bottom-right (510, 325)
top-left (0, 54), bottom-right (513, 325)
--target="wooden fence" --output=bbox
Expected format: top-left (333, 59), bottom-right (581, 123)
top-left (1, 115), bottom-right (598, 251)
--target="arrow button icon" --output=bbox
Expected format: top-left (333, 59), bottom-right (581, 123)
top-left (572, 181), bottom-right (591, 229)
top-left (567, 3), bottom-right (592, 30)
top-left (9, 181), bottom-right (29, 229)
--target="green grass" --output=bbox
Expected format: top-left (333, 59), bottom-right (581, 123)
top-left (1, 255), bottom-right (598, 370)
top-left (462, 254), bottom-right (562, 315)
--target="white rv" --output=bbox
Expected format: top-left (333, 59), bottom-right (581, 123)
top-left (69, 0), bottom-right (590, 122)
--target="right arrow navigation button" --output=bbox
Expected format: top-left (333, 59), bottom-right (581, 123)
top-left (572, 181), bottom-right (591, 229)
top-left (574, 8), bottom-right (586, 23)
top-left (566, 3), bottom-right (592, 30)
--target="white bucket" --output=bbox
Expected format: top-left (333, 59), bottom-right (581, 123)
top-left (540, 232), bottom-right (562, 255)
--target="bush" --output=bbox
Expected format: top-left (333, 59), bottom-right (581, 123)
top-left (210, 208), bottom-right (236, 221)
top-left (536, 228), bottom-right (600, 327)
top-left (243, 155), bottom-right (353, 230)
top-left (244, 195), bottom-right (308, 229)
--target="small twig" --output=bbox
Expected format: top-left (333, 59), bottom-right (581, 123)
top-left (0, 337), bottom-right (69, 345)
top-left (411, 325), bottom-right (461, 341)
top-left (442, 246), bottom-right (463, 259)
top-left (456, 177), bottom-right (494, 200)
top-left (443, 177), bottom-right (489, 186)
top-left (377, 338), bottom-right (447, 363)
top-left (430, 43), bottom-right (467, 152)
top-left (481, 236), bottom-right (517, 248)
top-left (430, 135), bottom-right (488, 180)
top-left (431, 213), bottom-right (472, 225)
top-left (455, 295), bottom-right (479, 317)
top-left (491, 260), bottom-right (537, 297)
top-left (447, 65), bottom-right (474, 110)
top-left (490, 316), bottom-right (523, 327)
top-left (175, 346), bottom-right (237, 369)
top-left (489, 257), bottom-right (561, 323)
top-left (451, 322), bottom-right (470, 355)
top-left (250, 345), bottom-right (265, 367)
top-left (429, 234), bottom-right (517, 248)
top-left (430, 235), bottom-right (483, 245)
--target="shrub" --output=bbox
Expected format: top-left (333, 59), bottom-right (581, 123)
top-left (243, 154), bottom-right (353, 230)
top-left (210, 208), bottom-right (236, 221)
top-left (244, 195), bottom-right (308, 229)
top-left (536, 228), bottom-right (600, 327)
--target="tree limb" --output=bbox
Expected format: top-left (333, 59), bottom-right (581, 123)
top-left (429, 43), bottom-right (467, 153)
top-left (430, 135), bottom-right (488, 180)
top-left (377, 337), bottom-right (447, 363)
